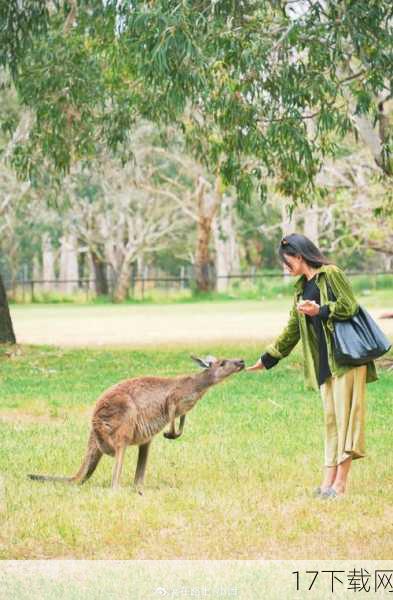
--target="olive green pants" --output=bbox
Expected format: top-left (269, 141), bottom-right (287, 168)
top-left (320, 364), bottom-right (367, 467)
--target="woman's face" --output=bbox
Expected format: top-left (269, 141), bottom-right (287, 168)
top-left (283, 253), bottom-right (303, 276)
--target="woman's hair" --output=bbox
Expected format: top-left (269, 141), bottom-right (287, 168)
top-left (279, 233), bottom-right (333, 269)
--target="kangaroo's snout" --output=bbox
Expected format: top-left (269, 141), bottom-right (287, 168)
top-left (236, 359), bottom-right (245, 370)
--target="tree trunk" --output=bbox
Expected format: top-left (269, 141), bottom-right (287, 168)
top-left (338, 72), bottom-right (393, 176)
top-left (303, 205), bottom-right (319, 245)
top-left (113, 258), bottom-right (132, 302)
top-left (194, 176), bottom-right (220, 292)
top-left (59, 234), bottom-right (79, 293)
top-left (213, 194), bottom-right (240, 292)
top-left (91, 250), bottom-right (108, 295)
top-left (281, 197), bottom-right (297, 278)
top-left (136, 254), bottom-right (144, 277)
top-left (42, 233), bottom-right (56, 291)
top-left (196, 217), bottom-right (214, 291)
top-left (352, 111), bottom-right (392, 176)
top-left (0, 273), bottom-right (16, 344)
top-left (383, 253), bottom-right (393, 271)
top-left (32, 254), bottom-right (41, 296)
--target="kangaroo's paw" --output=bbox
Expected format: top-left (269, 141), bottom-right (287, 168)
top-left (163, 431), bottom-right (181, 440)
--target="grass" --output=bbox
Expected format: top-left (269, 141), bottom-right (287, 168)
top-left (1, 342), bottom-right (392, 560)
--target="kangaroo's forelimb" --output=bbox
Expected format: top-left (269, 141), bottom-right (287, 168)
top-left (163, 414), bottom-right (186, 440)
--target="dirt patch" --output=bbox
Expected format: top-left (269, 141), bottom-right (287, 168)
top-left (0, 412), bottom-right (64, 424)
top-left (0, 408), bottom-right (92, 424)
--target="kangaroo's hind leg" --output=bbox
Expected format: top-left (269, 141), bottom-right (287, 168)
top-left (134, 442), bottom-right (151, 495)
top-left (111, 444), bottom-right (126, 489)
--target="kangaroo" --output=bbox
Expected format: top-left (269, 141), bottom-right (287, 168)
top-left (28, 355), bottom-right (245, 494)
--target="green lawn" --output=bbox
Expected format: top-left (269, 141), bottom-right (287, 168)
top-left (1, 342), bottom-right (392, 560)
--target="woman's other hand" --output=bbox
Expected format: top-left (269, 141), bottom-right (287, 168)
top-left (297, 299), bottom-right (320, 317)
top-left (246, 358), bottom-right (266, 372)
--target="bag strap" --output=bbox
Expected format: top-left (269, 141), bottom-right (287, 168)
top-left (324, 272), bottom-right (361, 321)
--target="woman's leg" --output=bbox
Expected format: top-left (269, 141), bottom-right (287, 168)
top-left (330, 365), bottom-right (367, 495)
top-left (321, 466), bottom-right (337, 489)
top-left (319, 377), bottom-right (338, 490)
top-left (332, 456), bottom-right (352, 494)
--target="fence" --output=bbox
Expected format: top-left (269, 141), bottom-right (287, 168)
top-left (3, 270), bottom-right (393, 303)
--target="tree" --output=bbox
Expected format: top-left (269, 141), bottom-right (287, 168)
top-left (0, 163), bottom-right (30, 343)
top-left (2, 1), bottom-right (391, 204)
top-left (0, 0), bottom-right (392, 339)
top-left (133, 134), bottom-right (223, 292)
top-left (0, 276), bottom-right (16, 344)
top-left (62, 133), bottom-right (187, 301)
top-left (314, 149), bottom-right (393, 263)
top-left (213, 191), bottom-right (240, 292)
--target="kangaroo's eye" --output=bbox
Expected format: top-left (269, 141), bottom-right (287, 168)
top-left (220, 360), bottom-right (227, 366)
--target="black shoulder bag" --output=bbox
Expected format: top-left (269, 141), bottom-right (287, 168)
top-left (326, 280), bottom-right (391, 366)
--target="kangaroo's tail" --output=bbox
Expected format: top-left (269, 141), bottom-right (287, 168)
top-left (28, 430), bottom-right (103, 485)
top-left (27, 474), bottom-right (73, 483)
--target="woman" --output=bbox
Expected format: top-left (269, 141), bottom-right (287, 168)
top-left (247, 233), bottom-right (378, 499)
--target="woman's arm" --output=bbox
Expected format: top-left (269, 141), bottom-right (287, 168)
top-left (261, 352), bottom-right (280, 369)
top-left (324, 265), bottom-right (359, 321)
top-left (247, 298), bottom-right (301, 371)
top-left (262, 296), bottom-right (301, 361)
top-left (246, 352), bottom-right (279, 372)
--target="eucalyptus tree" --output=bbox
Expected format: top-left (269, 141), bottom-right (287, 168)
top-left (62, 134), bottom-right (188, 301)
top-left (1, 0), bottom-right (392, 337)
top-left (2, 1), bottom-right (391, 200)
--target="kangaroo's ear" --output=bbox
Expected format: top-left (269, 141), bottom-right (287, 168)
top-left (190, 354), bottom-right (210, 368)
top-left (204, 355), bottom-right (217, 366)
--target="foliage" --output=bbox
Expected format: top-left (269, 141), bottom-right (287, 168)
top-left (2, 1), bottom-right (392, 203)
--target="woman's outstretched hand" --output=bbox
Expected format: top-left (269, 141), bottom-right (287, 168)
top-left (245, 358), bottom-right (266, 372)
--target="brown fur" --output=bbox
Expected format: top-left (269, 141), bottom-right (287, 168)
top-left (28, 356), bottom-right (244, 493)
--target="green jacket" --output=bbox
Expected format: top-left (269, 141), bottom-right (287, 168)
top-left (264, 264), bottom-right (378, 392)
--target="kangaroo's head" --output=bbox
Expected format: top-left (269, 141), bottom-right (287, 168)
top-left (190, 354), bottom-right (245, 383)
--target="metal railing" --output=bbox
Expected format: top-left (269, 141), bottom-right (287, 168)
top-left (2, 269), bottom-right (393, 302)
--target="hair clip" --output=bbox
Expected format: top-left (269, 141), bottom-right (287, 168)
top-left (281, 238), bottom-right (289, 245)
